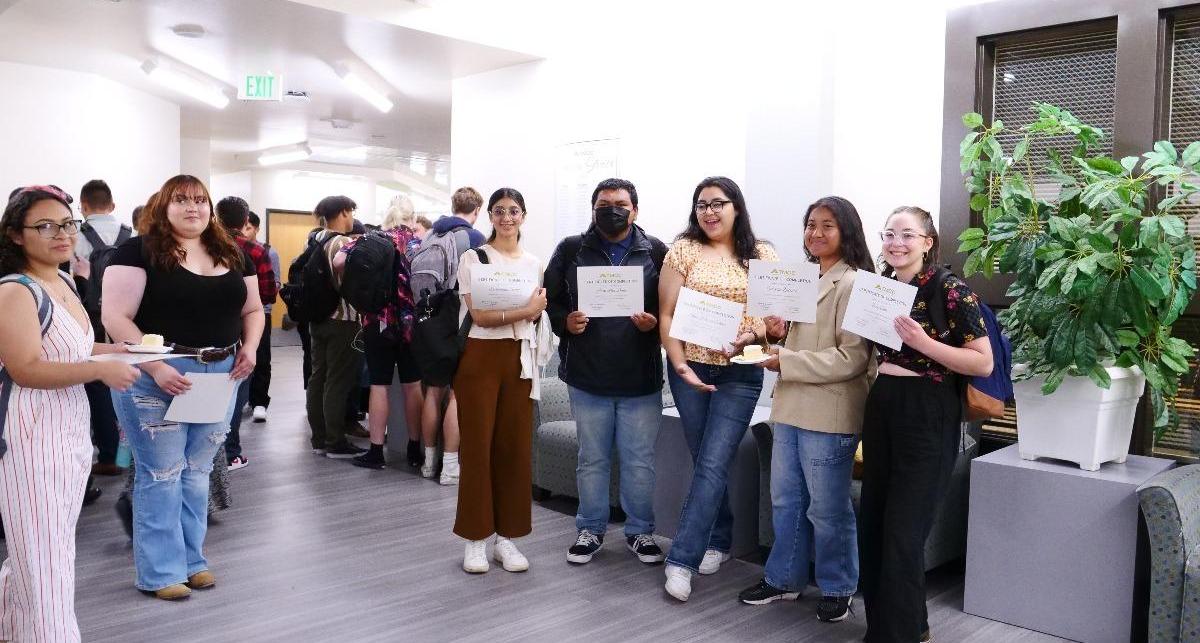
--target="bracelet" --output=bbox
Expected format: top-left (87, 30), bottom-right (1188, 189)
top-left (502, 311), bottom-right (507, 323)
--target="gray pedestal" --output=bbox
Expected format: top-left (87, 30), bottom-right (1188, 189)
top-left (964, 444), bottom-right (1174, 643)
top-left (653, 405), bottom-right (770, 558)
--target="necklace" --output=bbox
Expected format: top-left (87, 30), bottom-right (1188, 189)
top-left (25, 273), bottom-right (73, 307)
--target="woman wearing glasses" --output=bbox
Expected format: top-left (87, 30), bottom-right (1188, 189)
top-left (0, 186), bottom-right (139, 641)
top-left (659, 176), bottom-right (778, 601)
top-left (453, 187), bottom-right (549, 574)
top-left (859, 206), bottom-right (991, 642)
top-left (102, 175), bottom-right (264, 600)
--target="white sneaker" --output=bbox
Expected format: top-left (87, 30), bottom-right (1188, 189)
top-left (421, 459), bottom-right (437, 479)
top-left (463, 540), bottom-right (489, 573)
top-left (439, 460), bottom-right (460, 486)
top-left (252, 406), bottom-right (267, 422)
top-left (664, 564), bottom-right (693, 601)
top-left (698, 549), bottom-right (730, 575)
top-left (492, 537), bottom-right (529, 572)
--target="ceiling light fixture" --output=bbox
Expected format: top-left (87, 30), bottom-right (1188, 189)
top-left (170, 24), bottom-right (206, 39)
top-left (258, 142), bottom-right (313, 166)
top-left (141, 59), bottom-right (228, 109)
top-left (335, 63), bottom-right (394, 113)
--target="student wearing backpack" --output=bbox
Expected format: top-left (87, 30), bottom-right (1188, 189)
top-left (859, 206), bottom-right (992, 643)
top-left (454, 187), bottom-right (550, 574)
top-left (75, 179), bottom-right (132, 477)
top-left (736, 196), bottom-right (875, 623)
top-left (0, 186), bottom-right (139, 639)
top-left (543, 178), bottom-right (669, 566)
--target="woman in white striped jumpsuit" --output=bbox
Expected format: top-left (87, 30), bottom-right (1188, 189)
top-left (0, 186), bottom-right (138, 642)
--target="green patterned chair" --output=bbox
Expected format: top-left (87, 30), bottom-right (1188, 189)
top-left (1137, 464), bottom-right (1200, 642)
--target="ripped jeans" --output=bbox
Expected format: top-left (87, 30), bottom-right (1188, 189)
top-left (111, 355), bottom-right (237, 591)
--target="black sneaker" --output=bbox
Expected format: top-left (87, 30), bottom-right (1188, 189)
top-left (325, 443), bottom-right (367, 459)
top-left (566, 530), bottom-right (603, 564)
top-left (626, 534), bottom-right (665, 564)
top-left (738, 579), bottom-right (801, 605)
top-left (352, 451), bottom-right (386, 470)
top-left (816, 595), bottom-right (853, 622)
top-left (406, 440), bottom-right (421, 468)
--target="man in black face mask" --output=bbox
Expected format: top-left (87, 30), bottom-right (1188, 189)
top-left (544, 178), bottom-right (669, 566)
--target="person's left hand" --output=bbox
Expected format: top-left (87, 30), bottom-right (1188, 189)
top-left (760, 345), bottom-right (781, 372)
top-left (722, 332), bottom-right (757, 358)
top-left (230, 344), bottom-right (257, 380)
top-left (894, 315), bottom-right (932, 350)
top-left (631, 311), bottom-right (657, 332)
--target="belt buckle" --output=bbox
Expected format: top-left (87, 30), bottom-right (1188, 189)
top-left (197, 347), bottom-right (218, 364)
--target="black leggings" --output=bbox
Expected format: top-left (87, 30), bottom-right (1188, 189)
top-left (858, 374), bottom-right (961, 643)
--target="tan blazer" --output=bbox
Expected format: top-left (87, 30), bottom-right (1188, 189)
top-left (769, 260), bottom-right (874, 435)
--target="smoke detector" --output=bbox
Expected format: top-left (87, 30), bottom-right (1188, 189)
top-left (171, 24), bottom-right (207, 39)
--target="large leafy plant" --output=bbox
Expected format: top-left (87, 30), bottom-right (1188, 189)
top-left (957, 103), bottom-right (1197, 437)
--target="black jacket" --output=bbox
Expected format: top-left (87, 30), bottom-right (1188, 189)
top-left (544, 224), bottom-right (668, 397)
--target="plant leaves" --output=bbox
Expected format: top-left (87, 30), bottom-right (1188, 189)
top-left (969, 193), bottom-right (990, 212)
top-left (1182, 141), bottom-right (1200, 167)
top-left (1086, 157), bottom-right (1125, 175)
top-left (1120, 156), bottom-right (1140, 173)
top-left (1042, 367), bottom-right (1068, 395)
top-left (1131, 265), bottom-right (1168, 300)
top-left (1161, 215), bottom-right (1187, 238)
top-left (1155, 140), bottom-right (1179, 163)
top-left (1013, 138), bottom-right (1030, 163)
top-left (1088, 364), bottom-right (1112, 389)
top-left (1161, 351), bottom-right (1190, 374)
top-left (962, 113), bottom-right (984, 129)
top-left (1116, 329), bottom-right (1140, 347)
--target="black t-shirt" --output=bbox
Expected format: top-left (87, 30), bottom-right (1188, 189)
top-left (109, 236), bottom-right (254, 348)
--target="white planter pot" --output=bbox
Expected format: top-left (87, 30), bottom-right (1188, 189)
top-left (1012, 365), bottom-right (1145, 471)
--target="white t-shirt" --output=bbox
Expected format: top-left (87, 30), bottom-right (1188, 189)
top-left (457, 244), bottom-right (542, 340)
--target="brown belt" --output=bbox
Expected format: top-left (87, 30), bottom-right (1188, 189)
top-left (169, 342), bottom-right (240, 364)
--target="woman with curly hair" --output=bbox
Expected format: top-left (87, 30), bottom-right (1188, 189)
top-left (0, 186), bottom-right (139, 640)
top-left (102, 175), bottom-right (264, 600)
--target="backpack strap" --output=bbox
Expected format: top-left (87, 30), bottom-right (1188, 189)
top-left (925, 265), bottom-right (953, 340)
top-left (115, 224), bottom-right (132, 246)
top-left (456, 248), bottom-right (490, 352)
top-left (0, 275), bottom-right (56, 460)
top-left (80, 222), bottom-right (105, 251)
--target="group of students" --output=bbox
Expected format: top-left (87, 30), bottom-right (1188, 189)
top-left (0, 171), bottom-right (989, 643)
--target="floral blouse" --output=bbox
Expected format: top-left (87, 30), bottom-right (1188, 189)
top-left (665, 238), bottom-right (779, 366)
top-left (874, 265), bottom-right (988, 382)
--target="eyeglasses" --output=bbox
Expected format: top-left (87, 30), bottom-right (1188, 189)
top-left (694, 200), bottom-right (731, 215)
top-left (24, 220), bottom-right (81, 238)
top-left (490, 207), bottom-right (523, 219)
top-left (879, 230), bottom-right (930, 244)
top-left (171, 194), bottom-right (209, 206)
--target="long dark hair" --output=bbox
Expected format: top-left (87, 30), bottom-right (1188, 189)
top-left (879, 205), bottom-right (938, 279)
top-left (676, 176), bottom-right (764, 268)
top-left (803, 196), bottom-right (875, 273)
top-left (140, 175), bottom-right (243, 272)
top-left (486, 187), bottom-right (526, 243)
top-left (1, 186), bottom-right (75, 275)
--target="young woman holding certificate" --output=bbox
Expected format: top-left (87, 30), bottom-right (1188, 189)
top-left (859, 206), bottom-right (991, 643)
top-left (452, 187), bottom-right (550, 575)
top-left (658, 176), bottom-right (778, 601)
top-left (737, 196), bottom-right (875, 624)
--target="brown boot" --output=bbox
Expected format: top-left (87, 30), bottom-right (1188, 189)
top-left (187, 570), bottom-right (216, 589)
top-left (154, 584), bottom-right (192, 600)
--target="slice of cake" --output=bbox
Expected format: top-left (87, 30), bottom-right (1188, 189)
top-left (140, 334), bottom-right (164, 347)
top-left (740, 344), bottom-right (764, 360)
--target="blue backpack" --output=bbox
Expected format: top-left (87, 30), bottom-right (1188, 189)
top-left (926, 266), bottom-right (1014, 421)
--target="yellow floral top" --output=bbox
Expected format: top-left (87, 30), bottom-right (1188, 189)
top-left (665, 238), bottom-right (780, 365)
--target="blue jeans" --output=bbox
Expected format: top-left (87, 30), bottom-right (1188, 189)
top-left (111, 356), bottom-right (238, 591)
top-left (764, 423), bottom-right (859, 597)
top-left (224, 377), bottom-right (250, 461)
top-left (665, 361), bottom-right (763, 572)
top-left (568, 386), bottom-right (662, 537)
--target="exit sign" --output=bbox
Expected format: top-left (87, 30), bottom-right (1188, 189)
top-left (238, 73), bottom-right (283, 101)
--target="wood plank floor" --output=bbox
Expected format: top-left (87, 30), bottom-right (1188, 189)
top-left (5, 346), bottom-right (1068, 642)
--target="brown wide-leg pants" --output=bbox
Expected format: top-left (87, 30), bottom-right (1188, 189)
top-left (452, 337), bottom-right (533, 540)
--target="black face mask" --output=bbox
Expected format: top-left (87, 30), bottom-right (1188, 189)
top-left (594, 206), bottom-right (631, 236)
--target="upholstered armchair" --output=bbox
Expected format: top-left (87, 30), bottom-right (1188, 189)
top-left (1136, 464), bottom-right (1200, 642)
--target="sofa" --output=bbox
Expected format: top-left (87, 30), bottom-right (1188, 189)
top-left (752, 420), bottom-right (981, 572)
top-left (1136, 464), bottom-right (1200, 643)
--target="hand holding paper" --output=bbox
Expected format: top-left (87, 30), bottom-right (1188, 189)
top-left (577, 266), bottom-right (643, 318)
top-left (471, 264), bottom-right (540, 311)
top-left (668, 287), bottom-right (744, 351)
top-left (840, 271), bottom-right (919, 350)
top-left (746, 260), bottom-right (819, 322)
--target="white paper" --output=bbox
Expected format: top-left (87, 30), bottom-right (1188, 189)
top-left (576, 266), bottom-right (643, 318)
top-left (164, 373), bottom-right (239, 424)
top-left (840, 271), bottom-right (919, 350)
top-left (745, 259), bottom-right (820, 322)
top-left (89, 353), bottom-right (181, 366)
top-left (669, 287), bottom-right (744, 351)
top-left (470, 264), bottom-right (539, 311)
top-left (555, 139), bottom-right (620, 239)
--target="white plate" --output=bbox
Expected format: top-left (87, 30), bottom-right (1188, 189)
top-left (126, 345), bottom-right (173, 354)
top-left (729, 354), bottom-right (770, 365)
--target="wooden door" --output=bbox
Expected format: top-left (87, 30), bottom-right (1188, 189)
top-left (266, 209), bottom-right (319, 329)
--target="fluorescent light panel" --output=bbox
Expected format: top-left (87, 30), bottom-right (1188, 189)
top-left (258, 143), bottom-right (313, 166)
top-left (337, 66), bottom-right (394, 113)
top-left (141, 59), bottom-right (228, 109)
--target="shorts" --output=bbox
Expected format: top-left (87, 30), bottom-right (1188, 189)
top-left (363, 324), bottom-right (422, 385)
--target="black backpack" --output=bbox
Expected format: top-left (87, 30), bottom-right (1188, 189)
top-left (79, 222), bottom-right (131, 316)
top-left (410, 248), bottom-right (488, 386)
top-left (341, 231), bottom-right (398, 315)
top-left (280, 232), bottom-right (342, 323)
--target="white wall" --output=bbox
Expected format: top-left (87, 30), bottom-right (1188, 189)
top-left (0, 61), bottom-right (179, 225)
top-left (211, 167), bottom-right (380, 243)
top-left (180, 137), bottom-right (212, 186)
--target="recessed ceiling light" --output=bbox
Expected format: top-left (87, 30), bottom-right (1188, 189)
top-left (171, 24), bottom-right (206, 39)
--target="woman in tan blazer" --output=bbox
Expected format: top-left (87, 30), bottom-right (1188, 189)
top-left (736, 196), bottom-right (875, 624)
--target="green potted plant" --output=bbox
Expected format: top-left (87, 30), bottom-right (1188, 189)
top-left (957, 102), bottom-right (1197, 470)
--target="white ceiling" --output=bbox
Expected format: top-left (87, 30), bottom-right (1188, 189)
top-left (0, 0), bottom-right (539, 172)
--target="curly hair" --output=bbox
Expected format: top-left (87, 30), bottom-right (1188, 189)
top-left (1, 186), bottom-right (75, 275)
top-left (140, 175), bottom-right (243, 272)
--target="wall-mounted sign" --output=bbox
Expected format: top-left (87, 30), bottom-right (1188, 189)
top-left (238, 73), bottom-right (283, 101)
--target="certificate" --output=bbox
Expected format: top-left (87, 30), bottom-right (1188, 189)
top-left (471, 264), bottom-right (539, 311)
top-left (669, 287), bottom-right (744, 351)
top-left (577, 266), bottom-right (643, 317)
top-left (841, 270), bottom-right (918, 350)
top-left (746, 259), bottom-right (820, 322)
top-left (164, 373), bottom-right (239, 424)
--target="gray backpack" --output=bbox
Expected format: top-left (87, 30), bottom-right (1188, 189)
top-left (406, 224), bottom-right (475, 301)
